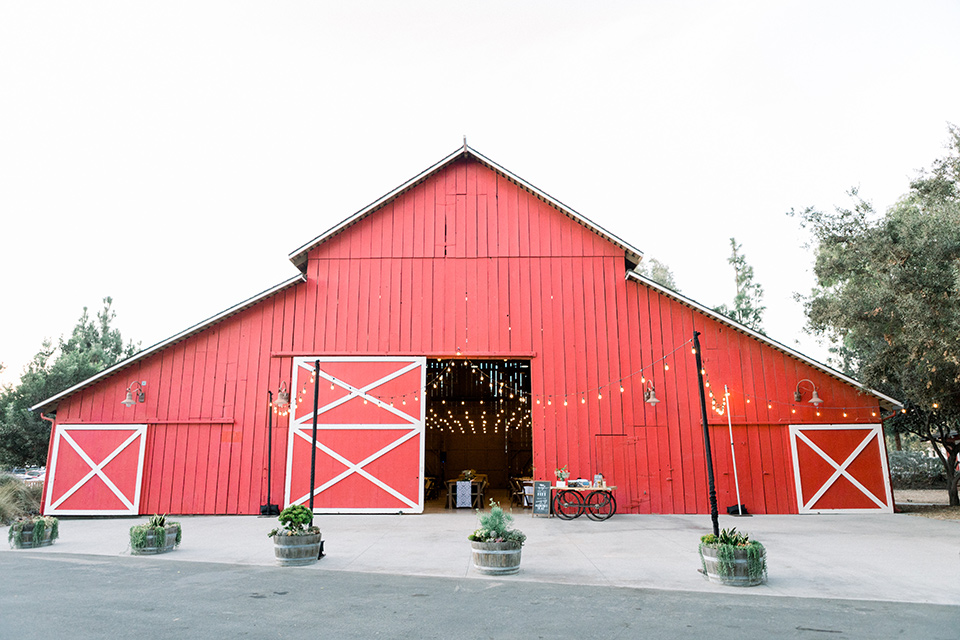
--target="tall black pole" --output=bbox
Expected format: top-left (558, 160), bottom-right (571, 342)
top-left (693, 331), bottom-right (720, 537)
top-left (261, 390), bottom-right (278, 515)
top-left (308, 360), bottom-right (321, 523)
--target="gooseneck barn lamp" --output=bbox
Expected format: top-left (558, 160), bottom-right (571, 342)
top-left (121, 381), bottom-right (146, 407)
top-left (643, 381), bottom-right (660, 406)
top-left (794, 379), bottom-right (823, 406)
top-left (274, 381), bottom-right (290, 414)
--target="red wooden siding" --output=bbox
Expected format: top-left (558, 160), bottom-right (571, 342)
top-left (46, 156), bottom-right (886, 515)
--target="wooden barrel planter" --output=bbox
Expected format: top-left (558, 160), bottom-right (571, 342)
top-left (273, 532), bottom-right (323, 567)
top-left (8, 517), bottom-right (58, 549)
top-left (699, 544), bottom-right (767, 587)
top-left (15, 527), bottom-right (54, 549)
top-left (471, 540), bottom-right (522, 575)
top-left (131, 525), bottom-right (180, 555)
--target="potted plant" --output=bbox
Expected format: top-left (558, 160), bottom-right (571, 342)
top-left (699, 527), bottom-right (767, 587)
top-left (268, 504), bottom-right (323, 566)
top-left (8, 515), bottom-right (59, 549)
top-left (468, 500), bottom-right (526, 575)
top-left (130, 514), bottom-right (181, 555)
top-left (555, 465), bottom-right (570, 488)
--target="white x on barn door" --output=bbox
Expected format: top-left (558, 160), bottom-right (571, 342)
top-left (44, 424), bottom-right (147, 516)
top-left (789, 424), bottom-right (893, 514)
top-left (284, 357), bottom-right (426, 513)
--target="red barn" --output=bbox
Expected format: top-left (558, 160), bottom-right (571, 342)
top-left (33, 144), bottom-right (899, 517)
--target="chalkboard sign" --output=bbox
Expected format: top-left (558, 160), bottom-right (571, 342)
top-left (532, 481), bottom-right (551, 516)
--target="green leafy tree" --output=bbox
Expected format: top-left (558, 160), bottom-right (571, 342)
top-left (636, 257), bottom-right (681, 291)
top-left (791, 125), bottom-right (960, 505)
top-left (714, 237), bottom-right (766, 333)
top-left (0, 298), bottom-right (139, 467)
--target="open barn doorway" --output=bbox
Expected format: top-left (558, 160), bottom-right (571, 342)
top-left (424, 359), bottom-right (532, 509)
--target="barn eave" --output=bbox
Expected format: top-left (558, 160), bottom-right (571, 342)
top-left (30, 273), bottom-right (307, 414)
top-left (626, 270), bottom-right (902, 411)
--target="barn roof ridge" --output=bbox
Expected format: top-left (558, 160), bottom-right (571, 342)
top-left (30, 273), bottom-right (307, 413)
top-left (287, 144), bottom-right (644, 270)
top-left (625, 270), bottom-right (902, 410)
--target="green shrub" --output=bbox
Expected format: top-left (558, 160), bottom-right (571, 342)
top-left (888, 450), bottom-right (945, 488)
top-left (468, 500), bottom-right (526, 547)
top-left (268, 504), bottom-right (319, 537)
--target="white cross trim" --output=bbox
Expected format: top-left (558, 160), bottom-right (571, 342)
top-left (292, 360), bottom-right (421, 427)
top-left (795, 429), bottom-right (887, 511)
top-left (291, 427), bottom-right (420, 510)
top-left (49, 429), bottom-right (142, 511)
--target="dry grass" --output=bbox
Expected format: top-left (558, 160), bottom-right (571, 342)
top-left (894, 489), bottom-right (960, 521)
top-left (896, 504), bottom-right (960, 520)
top-left (0, 475), bottom-right (43, 524)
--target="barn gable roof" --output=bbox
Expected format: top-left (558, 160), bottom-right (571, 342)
top-left (32, 147), bottom-right (898, 415)
top-left (287, 142), bottom-right (644, 270)
top-left (625, 270), bottom-right (902, 410)
top-left (30, 273), bottom-right (306, 413)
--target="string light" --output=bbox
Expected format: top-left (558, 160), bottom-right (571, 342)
top-left (292, 341), bottom-right (887, 424)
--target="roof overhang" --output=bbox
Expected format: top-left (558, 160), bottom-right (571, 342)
top-left (625, 270), bottom-right (902, 412)
top-left (288, 143), bottom-right (644, 271)
top-left (30, 273), bottom-right (306, 414)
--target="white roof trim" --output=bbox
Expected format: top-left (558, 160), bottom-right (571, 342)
top-left (31, 273), bottom-right (307, 413)
top-left (625, 270), bottom-right (902, 409)
top-left (288, 144), bottom-right (643, 268)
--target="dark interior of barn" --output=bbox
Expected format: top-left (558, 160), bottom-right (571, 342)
top-left (424, 359), bottom-right (532, 507)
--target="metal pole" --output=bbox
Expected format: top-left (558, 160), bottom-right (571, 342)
top-left (725, 385), bottom-right (743, 515)
top-left (693, 331), bottom-right (720, 536)
top-left (261, 390), bottom-right (279, 516)
top-left (309, 360), bottom-right (320, 523)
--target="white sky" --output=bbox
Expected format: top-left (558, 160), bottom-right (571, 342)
top-left (2, 1), bottom-right (959, 387)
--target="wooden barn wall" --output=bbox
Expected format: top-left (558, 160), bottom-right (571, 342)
top-left (48, 157), bottom-right (883, 514)
top-left (51, 288), bottom-right (297, 515)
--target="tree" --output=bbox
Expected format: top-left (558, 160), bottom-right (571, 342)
top-left (636, 257), bottom-right (681, 291)
top-left (714, 237), bottom-right (766, 332)
top-left (0, 298), bottom-right (139, 467)
top-left (791, 125), bottom-right (960, 505)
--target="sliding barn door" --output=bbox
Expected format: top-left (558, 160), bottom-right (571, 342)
top-left (284, 357), bottom-right (426, 513)
top-left (44, 424), bottom-right (147, 516)
top-left (789, 424), bottom-right (893, 514)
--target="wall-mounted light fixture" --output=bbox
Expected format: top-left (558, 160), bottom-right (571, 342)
top-left (643, 381), bottom-right (660, 406)
top-left (121, 381), bottom-right (146, 407)
top-left (274, 381), bottom-right (290, 413)
top-left (794, 379), bottom-right (823, 406)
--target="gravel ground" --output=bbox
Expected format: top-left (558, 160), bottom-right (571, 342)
top-left (894, 489), bottom-right (960, 521)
